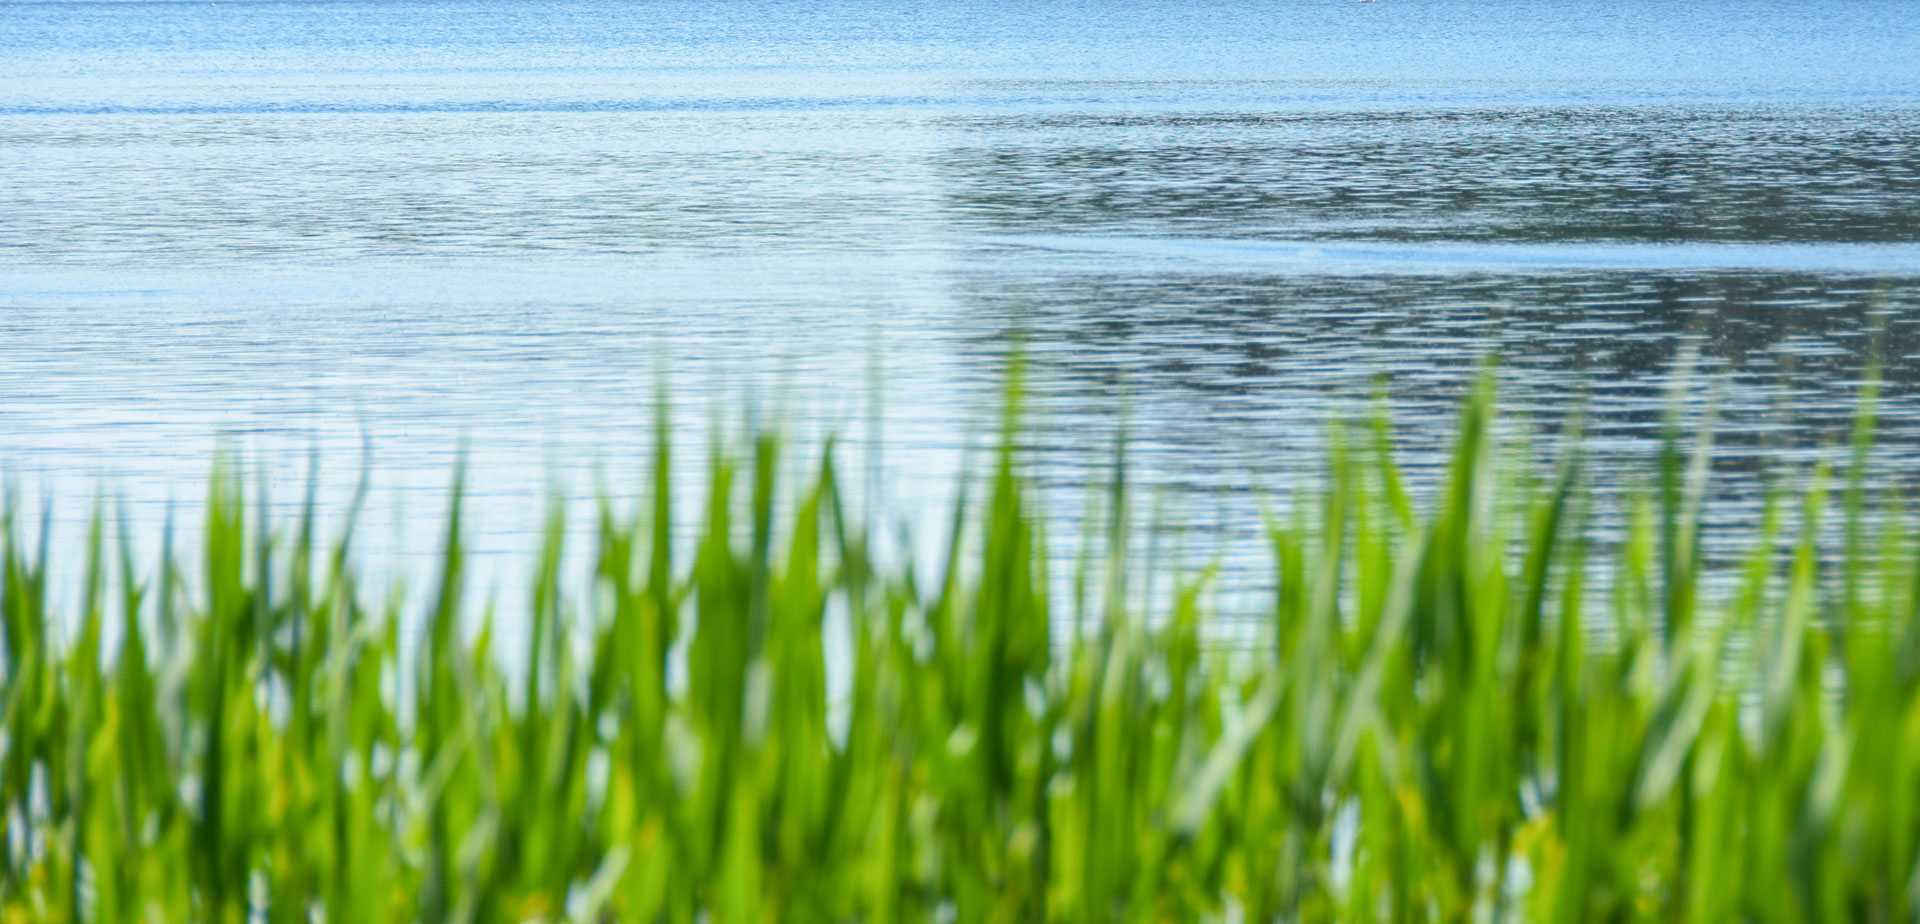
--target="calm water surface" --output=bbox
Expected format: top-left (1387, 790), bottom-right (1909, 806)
top-left (5, 0), bottom-right (1920, 615)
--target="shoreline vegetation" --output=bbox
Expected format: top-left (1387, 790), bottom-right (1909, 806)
top-left (6, 365), bottom-right (1920, 923)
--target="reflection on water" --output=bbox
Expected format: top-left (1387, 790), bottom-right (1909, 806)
top-left (2, 0), bottom-right (1918, 615)
top-left (976, 269), bottom-right (1918, 553)
top-left (942, 107), bottom-right (1920, 243)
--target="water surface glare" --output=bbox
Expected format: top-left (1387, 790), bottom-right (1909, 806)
top-left (4, 0), bottom-right (1920, 619)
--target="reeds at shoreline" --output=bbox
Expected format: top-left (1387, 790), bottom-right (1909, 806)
top-left (4, 369), bottom-right (1918, 923)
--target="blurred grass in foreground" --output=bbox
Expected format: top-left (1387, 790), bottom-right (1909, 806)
top-left (5, 366), bottom-right (1920, 924)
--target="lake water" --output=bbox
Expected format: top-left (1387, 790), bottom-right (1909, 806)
top-left (5, 0), bottom-right (1920, 614)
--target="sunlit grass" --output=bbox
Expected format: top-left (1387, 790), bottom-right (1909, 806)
top-left (4, 366), bottom-right (1918, 923)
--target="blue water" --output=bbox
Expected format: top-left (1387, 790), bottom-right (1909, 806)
top-left (4, 0), bottom-right (1919, 612)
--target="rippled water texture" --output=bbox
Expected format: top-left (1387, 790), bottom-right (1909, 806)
top-left (4, 0), bottom-right (1919, 608)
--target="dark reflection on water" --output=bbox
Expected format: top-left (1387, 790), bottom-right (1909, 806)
top-left (957, 266), bottom-right (1918, 523)
top-left (940, 108), bottom-right (1920, 243)
top-left (926, 268), bottom-right (1918, 626)
top-left (3, 0), bottom-right (1919, 616)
